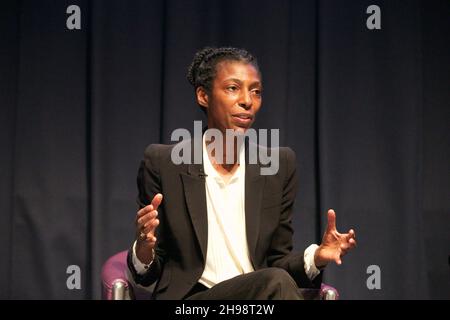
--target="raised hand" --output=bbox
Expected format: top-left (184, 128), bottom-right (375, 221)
top-left (135, 193), bottom-right (163, 264)
top-left (314, 209), bottom-right (357, 268)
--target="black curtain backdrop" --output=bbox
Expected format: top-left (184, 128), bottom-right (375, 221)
top-left (1, 0), bottom-right (449, 299)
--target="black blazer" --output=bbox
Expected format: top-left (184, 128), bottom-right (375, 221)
top-left (127, 139), bottom-right (322, 299)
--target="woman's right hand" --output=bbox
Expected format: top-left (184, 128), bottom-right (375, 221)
top-left (135, 193), bottom-right (163, 264)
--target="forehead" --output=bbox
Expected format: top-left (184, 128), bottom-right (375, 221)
top-left (214, 61), bottom-right (261, 83)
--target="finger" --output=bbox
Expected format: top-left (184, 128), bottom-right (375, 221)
top-left (340, 238), bottom-right (356, 250)
top-left (137, 210), bottom-right (158, 227)
top-left (136, 211), bottom-right (156, 228)
top-left (341, 244), bottom-right (352, 252)
top-left (346, 229), bottom-right (356, 240)
top-left (151, 193), bottom-right (163, 211)
top-left (145, 233), bottom-right (157, 243)
top-left (143, 211), bottom-right (159, 228)
top-left (137, 204), bottom-right (153, 218)
top-left (340, 240), bottom-right (357, 256)
top-left (142, 218), bottom-right (159, 235)
top-left (141, 234), bottom-right (157, 246)
top-left (335, 253), bottom-right (342, 265)
top-left (142, 219), bottom-right (159, 235)
top-left (326, 209), bottom-right (337, 232)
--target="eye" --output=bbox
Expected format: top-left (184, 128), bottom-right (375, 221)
top-left (227, 85), bottom-right (238, 92)
top-left (252, 89), bottom-right (262, 96)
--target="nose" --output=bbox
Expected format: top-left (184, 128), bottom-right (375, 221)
top-left (238, 89), bottom-right (252, 110)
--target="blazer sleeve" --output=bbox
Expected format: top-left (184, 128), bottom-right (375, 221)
top-left (267, 147), bottom-right (322, 289)
top-left (127, 144), bottom-right (167, 287)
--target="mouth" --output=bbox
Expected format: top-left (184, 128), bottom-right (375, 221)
top-left (232, 113), bottom-right (254, 126)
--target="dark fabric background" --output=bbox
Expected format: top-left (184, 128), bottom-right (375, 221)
top-left (1, 0), bottom-right (448, 299)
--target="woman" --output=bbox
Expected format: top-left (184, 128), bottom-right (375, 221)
top-left (128, 47), bottom-right (356, 299)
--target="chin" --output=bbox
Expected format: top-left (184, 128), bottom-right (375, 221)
top-left (233, 126), bottom-right (249, 134)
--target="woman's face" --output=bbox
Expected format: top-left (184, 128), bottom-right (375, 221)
top-left (200, 61), bottom-right (262, 134)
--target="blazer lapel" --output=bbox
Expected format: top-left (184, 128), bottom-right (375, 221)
top-left (180, 161), bottom-right (208, 262)
top-left (245, 146), bottom-right (265, 267)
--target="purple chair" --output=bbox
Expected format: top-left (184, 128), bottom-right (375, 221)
top-left (101, 250), bottom-right (339, 300)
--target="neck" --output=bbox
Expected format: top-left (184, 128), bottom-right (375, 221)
top-left (205, 135), bottom-right (239, 172)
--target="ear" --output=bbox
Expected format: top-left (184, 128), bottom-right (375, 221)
top-left (196, 86), bottom-right (209, 109)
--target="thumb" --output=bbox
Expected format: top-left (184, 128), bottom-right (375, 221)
top-left (151, 193), bottom-right (163, 210)
top-left (326, 209), bottom-right (337, 233)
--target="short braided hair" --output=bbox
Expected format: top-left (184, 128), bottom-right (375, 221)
top-left (187, 47), bottom-right (260, 97)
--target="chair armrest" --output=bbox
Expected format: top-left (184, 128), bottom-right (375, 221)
top-left (299, 283), bottom-right (339, 300)
top-left (101, 251), bottom-right (131, 300)
top-left (320, 284), bottom-right (339, 300)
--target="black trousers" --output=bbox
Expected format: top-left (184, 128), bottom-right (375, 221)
top-left (185, 268), bottom-right (304, 300)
